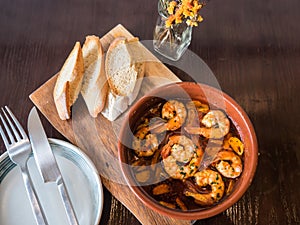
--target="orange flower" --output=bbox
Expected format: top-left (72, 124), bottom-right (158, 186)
top-left (164, 0), bottom-right (204, 27)
top-left (197, 15), bottom-right (203, 22)
top-left (182, 0), bottom-right (193, 9)
top-left (174, 5), bottom-right (184, 22)
top-left (192, 0), bottom-right (202, 15)
top-left (167, 1), bottom-right (177, 15)
top-left (186, 19), bottom-right (198, 27)
top-left (166, 14), bottom-right (176, 28)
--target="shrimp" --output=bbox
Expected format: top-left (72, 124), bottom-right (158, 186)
top-left (213, 150), bottom-right (243, 178)
top-left (150, 100), bottom-right (187, 133)
top-left (184, 169), bottom-right (225, 206)
top-left (161, 135), bottom-right (202, 180)
top-left (132, 126), bottom-right (159, 157)
top-left (185, 110), bottom-right (230, 139)
top-left (185, 100), bottom-right (209, 127)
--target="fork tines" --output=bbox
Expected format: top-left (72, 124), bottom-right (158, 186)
top-left (0, 106), bottom-right (26, 146)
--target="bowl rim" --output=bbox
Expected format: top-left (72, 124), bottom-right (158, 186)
top-left (118, 81), bottom-right (258, 220)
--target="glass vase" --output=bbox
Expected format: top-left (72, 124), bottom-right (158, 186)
top-left (153, 1), bottom-right (193, 61)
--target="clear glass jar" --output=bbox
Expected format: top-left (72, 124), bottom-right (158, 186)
top-left (153, 1), bottom-right (193, 61)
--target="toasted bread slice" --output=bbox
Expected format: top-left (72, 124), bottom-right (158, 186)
top-left (101, 69), bottom-right (144, 121)
top-left (102, 36), bottom-right (145, 121)
top-left (81, 35), bottom-right (108, 117)
top-left (53, 42), bottom-right (84, 120)
top-left (105, 36), bottom-right (145, 96)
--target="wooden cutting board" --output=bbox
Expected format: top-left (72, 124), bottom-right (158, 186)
top-left (29, 24), bottom-right (195, 225)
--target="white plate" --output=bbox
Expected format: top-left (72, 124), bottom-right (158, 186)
top-left (0, 138), bottom-right (103, 225)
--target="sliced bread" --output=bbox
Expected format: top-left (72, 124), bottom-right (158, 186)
top-left (81, 35), bottom-right (108, 117)
top-left (105, 36), bottom-right (145, 96)
top-left (101, 69), bottom-right (144, 121)
top-left (102, 36), bottom-right (145, 121)
top-left (53, 42), bottom-right (84, 120)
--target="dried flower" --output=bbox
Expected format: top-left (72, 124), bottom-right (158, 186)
top-left (167, 1), bottom-right (177, 14)
top-left (164, 0), bottom-right (205, 28)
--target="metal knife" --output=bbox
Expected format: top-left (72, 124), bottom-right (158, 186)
top-left (28, 107), bottom-right (79, 225)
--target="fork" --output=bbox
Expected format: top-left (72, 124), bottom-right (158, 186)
top-left (0, 106), bottom-right (48, 225)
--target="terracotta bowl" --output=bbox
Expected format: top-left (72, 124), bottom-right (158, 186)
top-left (118, 82), bottom-right (258, 220)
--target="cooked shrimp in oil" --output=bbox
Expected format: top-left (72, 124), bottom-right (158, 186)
top-left (128, 98), bottom-right (245, 211)
top-left (185, 110), bottom-right (230, 139)
top-left (185, 169), bottom-right (225, 206)
top-left (213, 150), bottom-right (243, 178)
top-left (150, 100), bottom-right (187, 133)
top-left (132, 126), bottom-right (159, 157)
top-left (161, 135), bottom-right (202, 180)
top-left (185, 100), bottom-right (209, 127)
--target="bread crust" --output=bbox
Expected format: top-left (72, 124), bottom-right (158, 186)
top-left (81, 35), bottom-right (108, 117)
top-left (53, 42), bottom-right (84, 120)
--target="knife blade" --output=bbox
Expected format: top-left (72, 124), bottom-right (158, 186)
top-left (28, 107), bottom-right (79, 225)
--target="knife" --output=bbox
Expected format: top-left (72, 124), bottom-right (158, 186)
top-left (28, 107), bottom-right (79, 225)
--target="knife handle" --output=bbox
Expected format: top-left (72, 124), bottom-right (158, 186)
top-left (57, 178), bottom-right (79, 225)
top-left (21, 164), bottom-right (48, 225)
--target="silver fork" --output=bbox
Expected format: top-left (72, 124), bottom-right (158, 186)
top-left (0, 106), bottom-right (48, 225)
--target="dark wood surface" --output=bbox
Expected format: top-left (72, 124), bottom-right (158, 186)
top-left (0, 0), bottom-right (299, 225)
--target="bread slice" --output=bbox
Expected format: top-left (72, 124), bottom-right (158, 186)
top-left (105, 37), bottom-right (145, 96)
top-left (102, 36), bottom-right (145, 121)
top-left (81, 35), bottom-right (108, 117)
top-left (53, 42), bottom-right (84, 120)
top-left (101, 66), bottom-right (144, 121)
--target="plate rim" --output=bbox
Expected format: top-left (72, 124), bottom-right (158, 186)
top-left (0, 138), bottom-right (104, 225)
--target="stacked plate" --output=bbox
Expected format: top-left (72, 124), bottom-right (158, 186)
top-left (0, 139), bottom-right (103, 225)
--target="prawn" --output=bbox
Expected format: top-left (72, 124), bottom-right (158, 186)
top-left (150, 100), bottom-right (187, 133)
top-left (185, 169), bottom-right (225, 206)
top-left (185, 100), bottom-right (209, 127)
top-left (185, 110), bottom-right (230, 139)
top-left (213, 150), bottom-right (243, 178)
top-left (161, 135), bottom-right (202, 180)
top-left (132, 126), bottom-right (159, 157)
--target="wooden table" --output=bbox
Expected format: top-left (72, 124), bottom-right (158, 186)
top-left (0, 0), bottom-right (299, 224)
